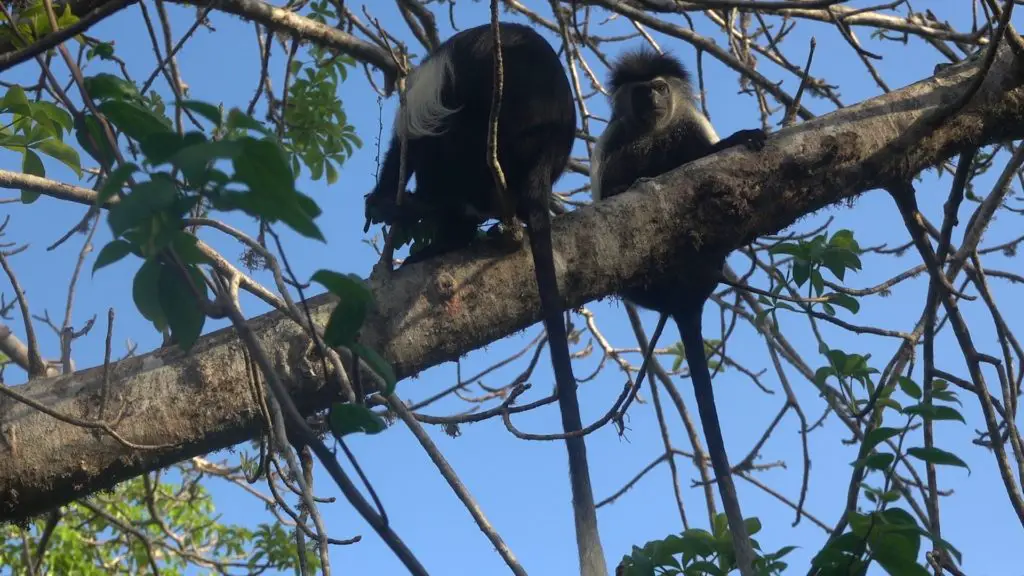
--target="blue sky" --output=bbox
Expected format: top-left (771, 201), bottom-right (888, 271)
top-left (2, 1), bottom-right (1022, 575)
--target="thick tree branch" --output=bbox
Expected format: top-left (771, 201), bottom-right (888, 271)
top-left (0, 0), bottom-right (398, 81)
top-left (1, 42), bottom-right (1023, 524)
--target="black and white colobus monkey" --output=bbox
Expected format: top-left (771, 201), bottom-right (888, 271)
top-left (363, 23), bottom-right (608, 576)
top-left (590, 48), bottom-right (766, 576)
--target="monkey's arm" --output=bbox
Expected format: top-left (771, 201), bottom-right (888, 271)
top-left (363, 137), bottom-right (424, 232)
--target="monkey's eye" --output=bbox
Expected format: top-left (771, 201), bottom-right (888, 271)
top-left (652, 83), bottom-right (668, 94)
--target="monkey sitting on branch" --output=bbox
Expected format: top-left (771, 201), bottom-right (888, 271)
top-left (362, 22), bottom-right (609, 576)
top-left (589, 47), bottom-right (767, 576)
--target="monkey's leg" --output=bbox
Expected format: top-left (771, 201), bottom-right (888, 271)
top-left (484, 218), bottom-right (526, 254)
top-left (520, 167), bottom-right (608, 576)
top-left (710, 128), bottom-right (768, 156)
top-left (673, 304), bottom-right (757, 576)
top-left (400, 217), bottom-right (480, 267)
top-left (364, 136), bottom-right (420, 233)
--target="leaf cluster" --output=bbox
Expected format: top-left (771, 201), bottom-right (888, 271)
top-left (617, 514), bottom-right (795, 575)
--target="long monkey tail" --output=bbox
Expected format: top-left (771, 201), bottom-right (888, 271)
top-left (673, 305), bottom-right (757, 576)
top-left (523, 172), bottom-right (608, 576)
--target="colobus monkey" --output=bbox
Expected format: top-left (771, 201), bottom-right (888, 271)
top-left (363, 23), bottom-right (608, 576)
top-left (590, 48), bottom-right (766, 576)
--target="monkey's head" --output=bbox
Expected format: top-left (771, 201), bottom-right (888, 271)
top-left (608, 47), bottom-right (693, 132)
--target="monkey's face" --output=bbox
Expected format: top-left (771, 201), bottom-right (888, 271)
top-left (614, 76), bottom-right (678, 132)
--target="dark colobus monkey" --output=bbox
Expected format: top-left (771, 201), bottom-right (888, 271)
top-left (590, 48), bottom-right (766, 576)
top-left (363, 23), bottom-right (608, 576)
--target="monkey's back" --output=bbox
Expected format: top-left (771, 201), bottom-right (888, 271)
top-left (413, 22), bottom-right (577, 222)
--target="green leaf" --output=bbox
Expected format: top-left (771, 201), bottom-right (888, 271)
top-left (33, 101), bottom-right (73, 134)
top-left (29, 104), bottom-right (63, 138)
top-left (92, 240), bottom-right (136, 274)
top-left (621, 547), bottom-right (655, 576)
top-left (812, 366), bottom-right (834, 387)
top-left (96, 162), bottom-right (139, 206)
top-left (860, 426), bottom-right (901, 457)
top-left (793, 261), bottom-right (810, 287)
top-left (97, 100), bottom-right (172, 143)
top-left (821, 252), bottom-right (848, 282)
top-left (880, 489), bottom-right (902, 503)
top-left (325, 159), bottom-right (338, 185)
top-left (349, 341), bottom-right (397, 396)
top-left (931, 390), bottom-right (961, 406)
top-left (292, 189), bottom-right (323, 219)
top-left (312, 270), bottom-right (372, 346)
top-left (159, 263), bottom-right (207, 351)
top-left (0, 132), bottom-right (29, 149)
top-left (35, 138), bottom-right (82, 177)
top-left (686, 561), bottom-right (724, 576)
top-left (273, 196), bottom-right (324, 241)
top-left (107, 178), bottom-right (178, 237)
top-left (857, 452), bottom-right (894, 471)
top-left (768, 242), bottom-right (801, 257)
top-left (226, 108), bottom-right (273, 136)
top-left (768, 545), bottom-right (798, 561)
top-left (651, 535), bottom-right (687, 562)
top-left (170, 139), bottom-right (243, 184)
top-left (89, 41), bottom-right (115, 61)
top-left (234, 137), bottom-right (295, 196)
top-left (879, 507), bottom-right (920, 531)
top-left (827, 292), bottom-right (860, 314)
top-left (180, 100), bottom-right (223, 127)
top-left (2, 85), bottom-right (32, 116)
top-left (876, 397), bottom-right (904, 412)
top-left (56, 3), bottom-right (79, 28)
top-left (897, 376), bottom-right (922, 400)
top-left (892, 522), bottom-right (964, 565)
top-left (133, 258), bottom-right (168, 331)
top-left (170, 231), bottom-right (210, 265)
top-left (20, 149), bottom-right (44, 204)
top-left (829, 229), bottom-right (858, 250)
top-left (827, 531), bottom-right (862, 555)
top-left (904, 403), bottom-right (966, 424)
top-left (24, 122), bottom-right (52, 146)
top-left (871, 546), bottom-right (929, 576)
top-left (74, 114), bottom-right (117, 171)
top-left (328, 403), bottom-right (387, 437)
top-left (679, 528), bottom-right (716, 551)
top-left (810, 268), bottom-right (824, 296)
top-left (743, 517), bottom-right (762, 537)
top-left (712, 512), bottom-right (729, 538)
top-left (84, 73), bottom-right (141, 102)
top-left (139, 131), bottom-right (203, 166)
top-left (847, 511), bottom-right (873, 539)
top-left (907, 447), bottom-right (970, 472)
top-left (869, 510), bottom-right (927, 576)
top-left (231, 138), bottom-right (324, 240)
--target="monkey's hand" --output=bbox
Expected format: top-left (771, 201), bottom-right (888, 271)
top-left (713, 128), bottom-right (768, 154)
top-left (364, 190), bottom-right (423, 232)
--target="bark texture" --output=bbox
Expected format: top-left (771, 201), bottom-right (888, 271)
top-left (2, 43), bottom-right (1023, 523)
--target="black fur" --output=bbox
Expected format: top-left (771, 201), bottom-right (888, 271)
top-left (364, 23), bottom-right (607, 576)
top-left (365, 23), bottom-right (576, 261)
top-left (593, 49), bottom-right (765, 576)
top-left (607, 46), bottom-right (692, 96)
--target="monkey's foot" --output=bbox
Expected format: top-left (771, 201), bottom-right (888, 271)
top-left (485, 220), bottom-right (525, 253)
top-left (717, 128), bottom-right (768, 153)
